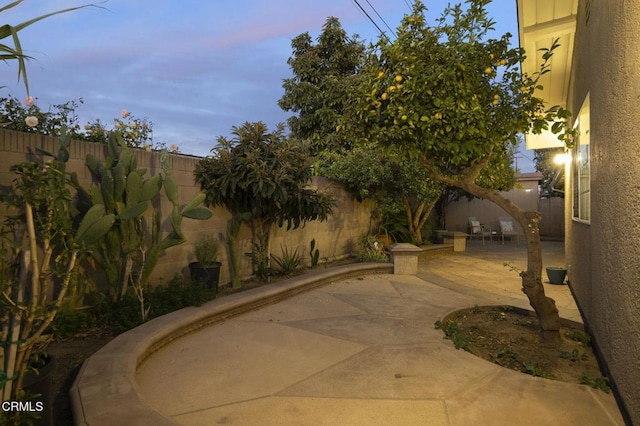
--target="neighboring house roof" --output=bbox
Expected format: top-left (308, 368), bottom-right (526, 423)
top-left (517, 0), bottom-right (578, 149)
top-left (515, 172), bottom-right (543, 182)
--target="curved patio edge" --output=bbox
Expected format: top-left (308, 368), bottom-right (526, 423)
top-left (70, 262), bottom-right (393, 426)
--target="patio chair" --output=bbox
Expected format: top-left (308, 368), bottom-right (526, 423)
top-left (468, 217), bottom-right (492, 244)
top-left (498, 217), bottom-right (522, 244)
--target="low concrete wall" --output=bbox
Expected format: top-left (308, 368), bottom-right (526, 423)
top-left (69, 263), bottom-right (392, 425)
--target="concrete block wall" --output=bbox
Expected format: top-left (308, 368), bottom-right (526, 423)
top-left (0, 130), bottom-right (373, 288)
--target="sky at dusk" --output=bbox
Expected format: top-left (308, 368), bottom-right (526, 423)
top-left (2, 0), bottom-right (535, 170)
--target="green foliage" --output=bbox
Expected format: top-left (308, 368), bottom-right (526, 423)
top-left (194, 234), bottom-right (219, 264)
top-left (434, 319), bottom-right (470, 351)
top-left (245, 231), bottom-right (274, 281)
top-left (355, 234), bottom-right (389, 262)
top-left (91, 275), bottom-right (217, 334)
top-left (496, 345), bottom-right (519, 365)
top-left (320, 144), bottom-right (443, 244)
top-left (271, 245), bottom-right (304, 277)
top-left (194, 121), bottom-right (334, 276)
top-left (83, 131), bottom-right (212, 303)
top-left (0, 95), bottom-right (162, 151)
top-left (523, 361), bottom-right (554, 379)
top-left (0, 95), bottom-right (86, 137)
top-left (378, 200), bottom-right (413, 244)
top-left (560, 349), bottom-right (588, 363)
top-left (309, 239), bottom-right (320, 268)
top-left (279, 16), bottom-right (365, 151)
top-left (580, 373), bottom-right (610, 393)
top-left (83, 110), bottom-right (154, 148)
top-left (565, 330), bottom-right (592, 346)
top-left (489, 310), bottom-right (507, 321)
top-left (282, 18), bottom-right (444, 244)
top-left (195, 122), bottom-right (334, 231)
top-left (48, 305), bottom-right (96, 340)
top-left (342, 1), bottom-right (574, 174)
top-left (0, 128), bottom-right (111, 402)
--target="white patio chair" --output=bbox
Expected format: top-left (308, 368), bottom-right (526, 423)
top-left (468, 217), bottom-right (492, 244)
top-left (498, 217), bottom-right (522, 244)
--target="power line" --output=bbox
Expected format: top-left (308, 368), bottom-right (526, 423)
top-left (363, 0), bottom-right (397, 38)
top-left (351, 0), bottom-right (388, 39)
top-left (403, 0), bottom-right (413, 12)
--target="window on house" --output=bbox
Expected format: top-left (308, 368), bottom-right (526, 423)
top-left (572, 94), bottom-right (590, 222)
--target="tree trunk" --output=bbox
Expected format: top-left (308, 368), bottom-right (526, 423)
top-left (433, 172), bottom-right (561, 337)
top-left (403, 198), bottom-right (438, 245)
top-left (520, 210), bottom-right (561, 340)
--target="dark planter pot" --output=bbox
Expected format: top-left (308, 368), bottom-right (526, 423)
top-left (22, 355), bottom-right (55, 426)
top-left (433, 230), bottom-right (447, 244)
top-left (546, 267), bottom-right (567, 285)
top-left (189, 262), bottom-right (222, 294)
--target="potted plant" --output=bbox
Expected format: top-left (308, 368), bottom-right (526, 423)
top-left (546, 266), bottom-right (567, 284)
top-left (189, 234), bottom-right (222, 293)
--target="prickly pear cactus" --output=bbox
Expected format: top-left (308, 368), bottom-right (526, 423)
top-left (83, 132), bottom-right (212, 302)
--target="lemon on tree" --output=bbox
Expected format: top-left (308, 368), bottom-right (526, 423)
top-left (341, 0), bottom-right (576, 338)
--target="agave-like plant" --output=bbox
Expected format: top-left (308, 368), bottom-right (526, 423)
top-left (0, 0), bottom-right (97, 94)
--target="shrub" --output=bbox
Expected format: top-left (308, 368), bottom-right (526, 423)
top-left (356, 234), bottom-right (389, 262)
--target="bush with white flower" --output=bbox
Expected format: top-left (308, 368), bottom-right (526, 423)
top-left (0, 95), bottom-right (180, 152)
top-left (0, 95), bottom-right (84, 136)
top-left (83, 109), bottom-right (154, 148)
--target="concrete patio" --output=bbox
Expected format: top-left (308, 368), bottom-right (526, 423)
top-left (124, 241), bottom-right (624, 425)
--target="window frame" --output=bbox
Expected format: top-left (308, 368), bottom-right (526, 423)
top-left (571, 94), bottom-right (591, 223)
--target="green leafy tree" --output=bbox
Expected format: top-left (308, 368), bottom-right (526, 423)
top-left (279, 17), bottom-right (365, 151)
top-left (194, 122), bottom-right (334, 279)
top-left (281, 16), bottom-right (446, 244)
top-left (342, 1), bottom-right (575, 338)
top-left (321, 144), bottom-right (443, 244)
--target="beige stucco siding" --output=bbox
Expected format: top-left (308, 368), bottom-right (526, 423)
top-left (566, 0), bottom-right (640, 423)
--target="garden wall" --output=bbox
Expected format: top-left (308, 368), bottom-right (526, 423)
top-left (0, 130), bottom-right (374, 288)
top-left (443, 172), bottom-right (564, 239)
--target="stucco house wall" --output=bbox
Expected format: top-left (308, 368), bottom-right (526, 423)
top-left (565, 1), bottom-right (640, 423)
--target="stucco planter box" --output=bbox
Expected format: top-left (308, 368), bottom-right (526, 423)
top-left (388, 243), bottom-right (422, 275)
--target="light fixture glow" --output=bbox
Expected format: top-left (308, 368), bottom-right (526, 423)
top-left (553, 153), bottom-right (569, 165)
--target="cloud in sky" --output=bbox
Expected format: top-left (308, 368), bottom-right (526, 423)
top-left (2, 0), bottom-right (531, 167)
